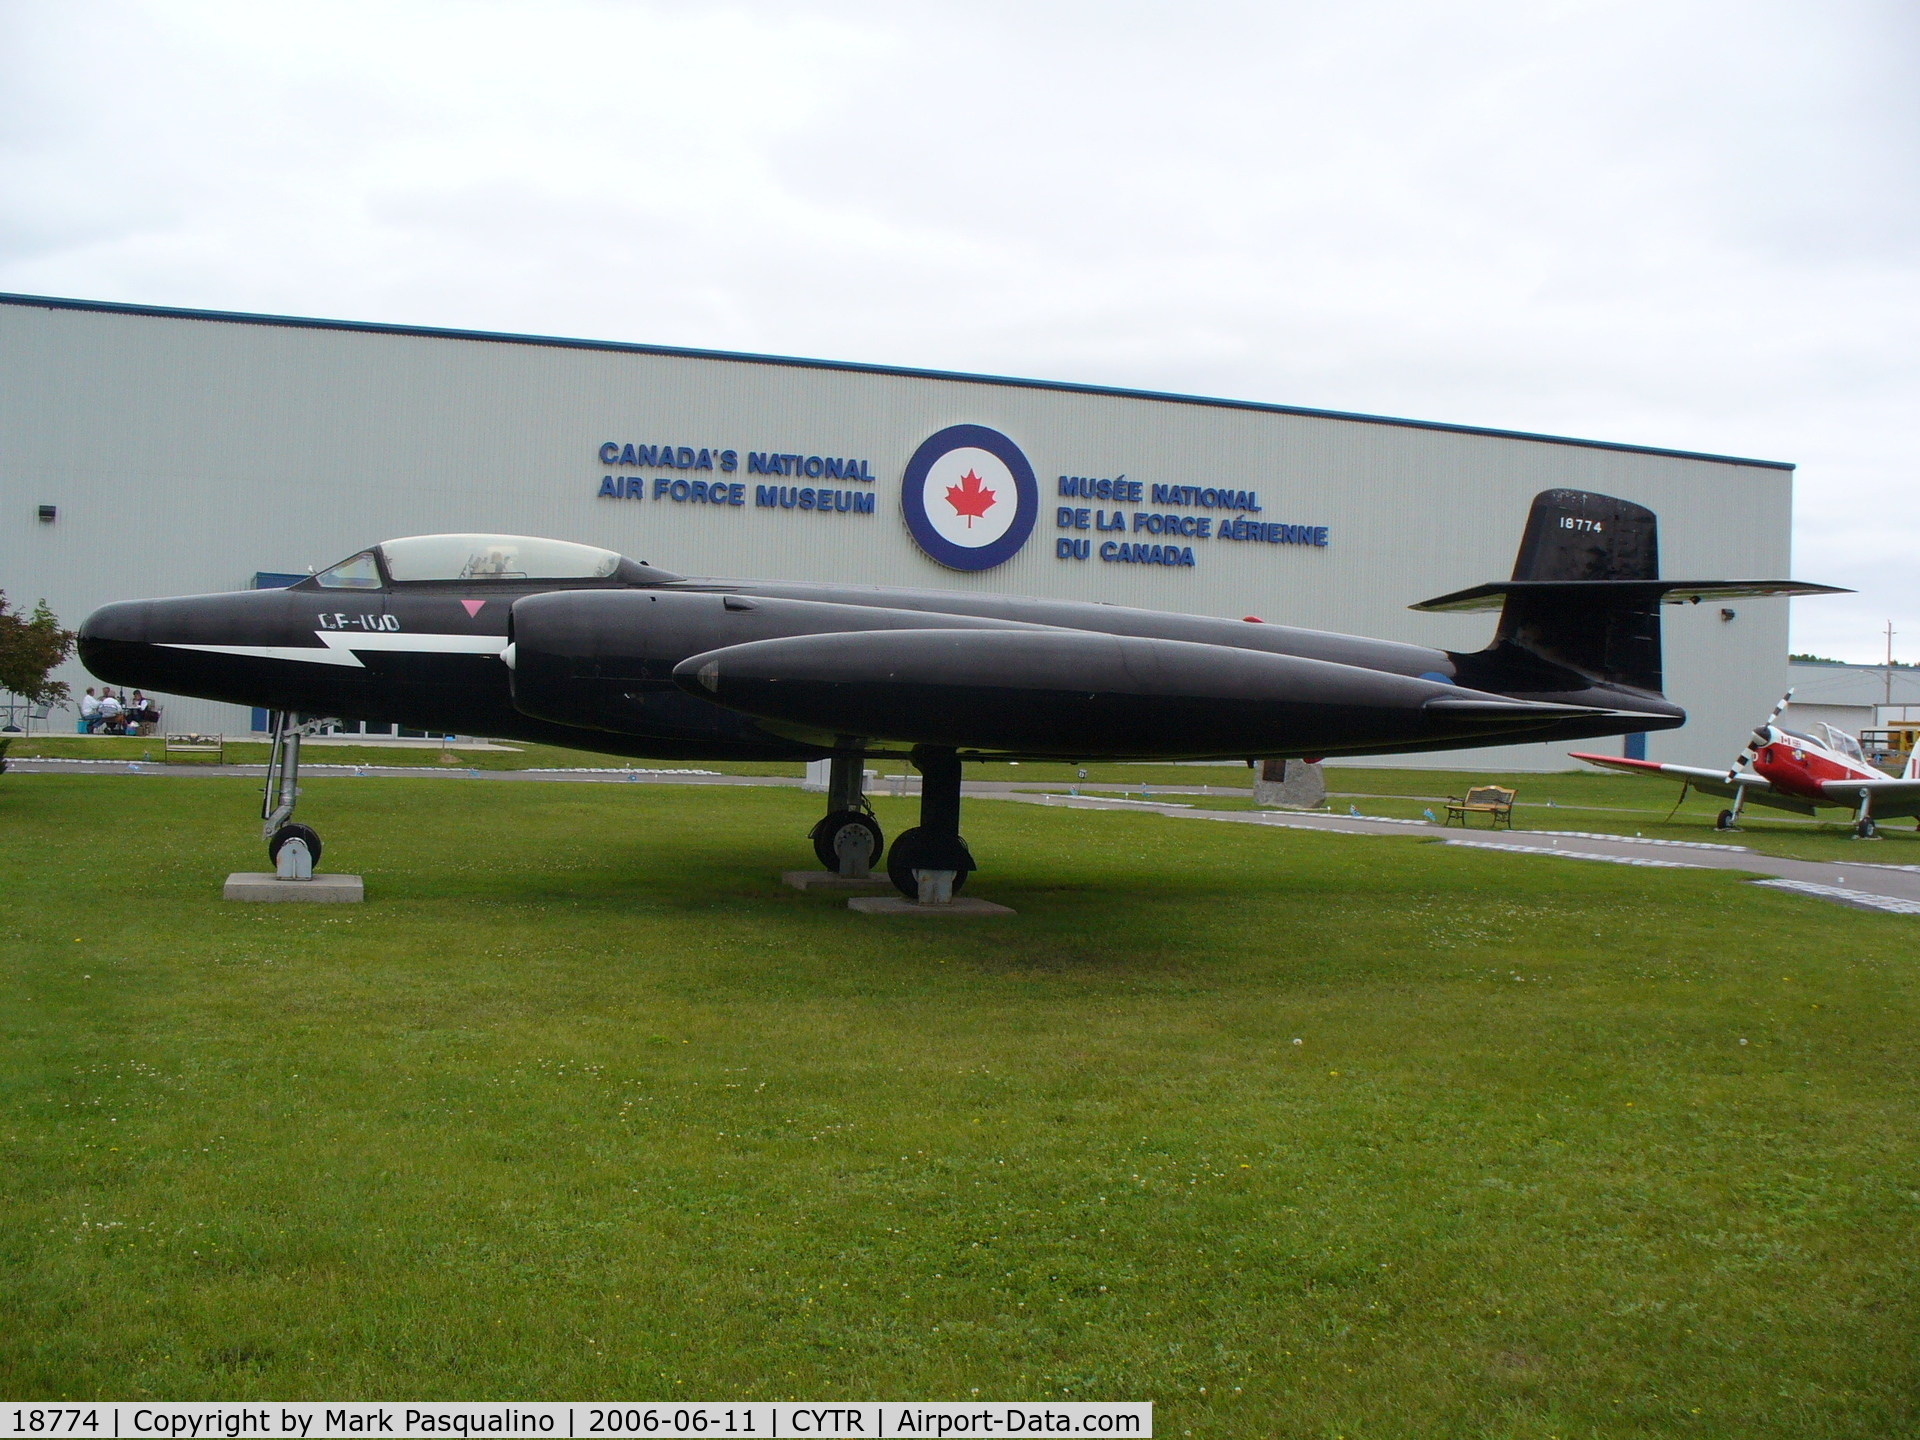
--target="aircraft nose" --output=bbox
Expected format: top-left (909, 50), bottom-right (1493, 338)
top-left (78, 586), bottom-right (323, 709)
top-left (78, 599), bottom-right (163, 688)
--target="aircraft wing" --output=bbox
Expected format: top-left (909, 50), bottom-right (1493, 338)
top-left (1818, 777), bottom-right (1920, 819)
top-left (1568, 752), bottom-right (1817, 813)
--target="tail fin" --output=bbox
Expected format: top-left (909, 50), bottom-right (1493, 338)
top-left (1497, 490), bottom-right (1664, 691)
top-left (1509, 489), bottom-right (1660, 584)
top-left (1413, 489), bottom-right (1847, 697)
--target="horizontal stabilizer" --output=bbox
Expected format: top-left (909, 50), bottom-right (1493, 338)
top-left (1412, 579), bottom-right (1849, 615)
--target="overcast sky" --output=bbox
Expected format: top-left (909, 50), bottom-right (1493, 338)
top-left (2, 1), bottom-right (1914, 660)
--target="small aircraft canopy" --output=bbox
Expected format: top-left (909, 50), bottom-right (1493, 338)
top-left (1780, 723), bottom-right (1864, 762)
top-left (380, 534), bottom-right (625, 582)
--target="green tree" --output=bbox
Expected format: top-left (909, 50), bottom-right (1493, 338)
top-left (0, 592), bottom-right (77, 707)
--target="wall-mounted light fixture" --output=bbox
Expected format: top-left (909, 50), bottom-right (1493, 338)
top-left (36, 505), bottom-right (56, 523)
top-left (1720, 608), bottom-right (1737, 622)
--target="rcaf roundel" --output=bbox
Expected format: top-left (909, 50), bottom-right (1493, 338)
top-left (900, 424), bottom-right (1039, 572)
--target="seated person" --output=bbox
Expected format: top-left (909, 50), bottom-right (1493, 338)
top-left (79, 687), bottom-right (100, 732)
top-left (127, 691), bottom-right (160, 728)
top-left (96, 690), bottom-right (124, 734)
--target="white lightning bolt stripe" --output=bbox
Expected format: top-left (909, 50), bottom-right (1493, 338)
top-left (159, 632), bottom-right (510, 669)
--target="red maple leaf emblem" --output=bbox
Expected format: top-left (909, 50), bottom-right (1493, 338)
top-left (945, 468), bottom-right (997, 527)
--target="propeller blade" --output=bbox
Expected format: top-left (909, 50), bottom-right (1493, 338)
top-left (1725, 687), bottom-right (1794, 783)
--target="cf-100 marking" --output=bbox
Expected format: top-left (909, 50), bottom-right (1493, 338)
top-left (318, 612), bottom-right (402, 631)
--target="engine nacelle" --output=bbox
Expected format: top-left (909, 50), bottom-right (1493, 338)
top-left (505, 589), bottom-right (1034, 743)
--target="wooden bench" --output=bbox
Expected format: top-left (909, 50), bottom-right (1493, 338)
top-left (164, 733), bottom-right (225, 765)
top-left (1443, 784), bottom-right (1516, 829)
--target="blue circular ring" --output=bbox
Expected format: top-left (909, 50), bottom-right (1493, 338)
top-left (899, 424), bottom-right (1038, 572)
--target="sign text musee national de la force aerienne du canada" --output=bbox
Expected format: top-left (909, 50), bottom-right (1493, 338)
top-left (591, 424), bottom-right (1329, 574)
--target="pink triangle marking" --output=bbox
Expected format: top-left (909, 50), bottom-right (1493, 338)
top-left (460, 599), bottom-right (484, 617)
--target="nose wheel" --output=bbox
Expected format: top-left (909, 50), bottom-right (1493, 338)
top-left (268, 821), bottom-right (323, 878)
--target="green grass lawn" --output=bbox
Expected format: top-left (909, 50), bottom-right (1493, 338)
top-left (3, 774), bottom-right (1917, 1433)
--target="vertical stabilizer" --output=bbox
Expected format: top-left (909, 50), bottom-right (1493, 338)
top-left (1495, 490), bottom-right (1664, 692)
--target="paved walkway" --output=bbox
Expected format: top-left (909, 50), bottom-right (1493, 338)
top-left (12, 759), bottom-right (1915, 914)
top-left (1001, 791), bottom-right (1920, 914)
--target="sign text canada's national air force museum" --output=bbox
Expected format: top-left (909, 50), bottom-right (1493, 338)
top-left (595, 424), bottom-right (1329, 574)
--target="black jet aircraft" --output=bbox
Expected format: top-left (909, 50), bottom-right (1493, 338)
top-left (79, 489), bottom-right (1840, 896)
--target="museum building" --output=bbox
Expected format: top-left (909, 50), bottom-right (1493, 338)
top-left (0, 293), bottom-right (1803, 769)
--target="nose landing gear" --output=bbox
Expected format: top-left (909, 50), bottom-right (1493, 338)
top-left (261, 710), bottom-right (338, 874)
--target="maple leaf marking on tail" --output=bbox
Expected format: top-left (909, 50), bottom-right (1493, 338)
top-left (946, 468), bottom-right (997, 527)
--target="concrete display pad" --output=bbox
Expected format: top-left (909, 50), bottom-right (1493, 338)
top-left (847, 896), bottom-right (1015, 916)
top-left (224, 872), bottom-right (365, 902)
top-left (781, 870), bottom-right (897, 893)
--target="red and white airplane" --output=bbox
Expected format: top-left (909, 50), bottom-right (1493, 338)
top-left (1572, 692), bottom-right (1920, 836)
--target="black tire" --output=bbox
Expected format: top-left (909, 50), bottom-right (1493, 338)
top-left (885, 826), bottom-right (973, 899)
top-left (267, 821), bottom-right (323, 867)
top-left (1855, 818), bottom-right (1878, 839)
top-left (810, 810), bottom-right (884, 872)
top-left (1715, 809), bottom-right (1735, 831)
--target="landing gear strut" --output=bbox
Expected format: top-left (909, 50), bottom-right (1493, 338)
top-left (1716, 783), bottom-right (1751, 832)
top-left (809, 752), bottom-right (884, 876)
top-left (886, 746), bottom-right (974, 901)
top-left (1852, 787), bottom-right (1878, 839)
top-left (261, 710), bottom-right (336, 878)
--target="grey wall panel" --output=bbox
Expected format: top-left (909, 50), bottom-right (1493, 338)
top-left (0, 301), bottom-right (1799, 763)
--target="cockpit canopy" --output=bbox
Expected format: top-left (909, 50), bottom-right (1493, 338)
top-left (1777, 722), bottom-right (1864, 762)
top-left (308, 534), bottom-right (680, 590)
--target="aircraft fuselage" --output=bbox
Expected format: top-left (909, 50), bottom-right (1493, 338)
top-left (79, 570), bottom-right (1678, 763)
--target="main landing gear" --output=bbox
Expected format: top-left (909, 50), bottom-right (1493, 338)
top-left (885, 746), bottom-right (974, 902)
top-left (1715, 783), bottom-right (1751, 833)
top-left (808, 753), bottom-right (885, 877)
top-left (261, 710), bottom-right (336, 879)
top-left (1852, 787), bottom-right (1878, 839)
